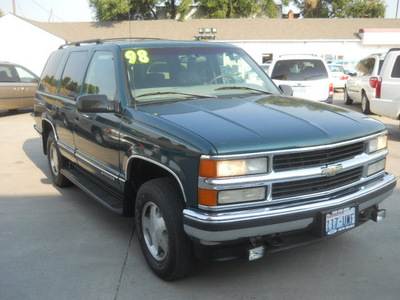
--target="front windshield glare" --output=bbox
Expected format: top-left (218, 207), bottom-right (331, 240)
top-left (124, 46), bottom-right (279, 102)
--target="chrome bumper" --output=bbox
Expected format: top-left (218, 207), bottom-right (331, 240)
top-left (183, 173), bottom-right (396, 243)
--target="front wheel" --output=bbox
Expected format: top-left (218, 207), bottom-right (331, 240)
top-left (344, 87), bottom-right (353, 105)
top-left (135, 178), bottom-right (196, 280)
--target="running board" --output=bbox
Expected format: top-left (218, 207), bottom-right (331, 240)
top-left (61, 168), bottom-right (123, 214)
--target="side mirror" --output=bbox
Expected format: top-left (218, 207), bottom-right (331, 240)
top-left (77, 94), bottom-right (112, 113)
top-left (279, 84), bottom-right (293, 96)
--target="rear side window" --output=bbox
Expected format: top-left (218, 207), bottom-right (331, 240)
top-left (82, 51), bottom-right (117, 101)
top-left (59, 51), bottom-right (88, 99)
top-left (391, 56), bottom-right (400, 78)
top-left (356, 58), bottom-right (374, 76)
top-left (271, 59), bottom-right (328, 81)
top-left (0, 64), bottom-right (18, 82)
top-left (40, 50), bottom-right (65, 94)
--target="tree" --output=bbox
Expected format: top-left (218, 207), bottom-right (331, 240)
top-left (0, 9), bottom-right (4, 17)
top-left (89, 0), bottom-right (158, 21)
top-left (197, 0), bottom-right (290, 19)
top-left (292, 0), bottom-right (386, 18)
top-left (90, 0), bottom-right (289, 21)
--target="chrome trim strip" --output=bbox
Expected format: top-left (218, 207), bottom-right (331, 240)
top-left (200, 131), bottom-right (388, 160)
top-left (58, 140), bottom-right (75, 156)
top-left (184, 218), bottom-right (314, 242)
top-left (185, 173), bottom-right (396, 225)
top-left (124, 155), bottom-right (187, 203)
top-left (75, 151), bottom-right (122, 181)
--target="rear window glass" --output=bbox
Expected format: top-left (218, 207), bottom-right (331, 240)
top-left (271, 59), bottom-right (328, 81)
top-left (40, 50), bottom-right (65, 94)
top-left (391, 56), bottom-right (400, 78)
top-left (59, 51), bottom-right (88, 99)
top-left (0, 64), bottom-right (18, 82)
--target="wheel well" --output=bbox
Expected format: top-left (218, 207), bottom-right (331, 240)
top-left (123, 158), bottom-right (185, 217)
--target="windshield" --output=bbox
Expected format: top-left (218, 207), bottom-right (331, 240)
top-left (271, 59), bottom-right (328, 81)
top-left (123, 46), bottom-right (280, 103)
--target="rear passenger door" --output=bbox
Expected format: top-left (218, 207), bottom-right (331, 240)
top-left (73, 50), bottom-right (123, 193)
top-left (56, 51), bottom-right (89, 161)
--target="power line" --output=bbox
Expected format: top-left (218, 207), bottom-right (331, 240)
top-left (25, 0), bottom-right (66, 22)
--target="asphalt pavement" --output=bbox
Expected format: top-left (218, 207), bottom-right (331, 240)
top-left (1, 94), bottom-right (399, 300)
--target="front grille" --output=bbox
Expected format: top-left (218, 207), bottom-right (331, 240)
top-left (271, 167), bottom-right (363, 200)
top-left (273, 142), bottom-right (364, 171)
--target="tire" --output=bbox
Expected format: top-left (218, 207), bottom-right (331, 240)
top-left (135, 178), bottom-right (197, 280)
top-left (361, 92), bottom-right (372, 114)
top-left (344, 87), bottom-right (353, 105)
top-left (46, 131), bottom-right (71, 187)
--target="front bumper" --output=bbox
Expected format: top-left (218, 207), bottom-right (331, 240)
top-left (183, 173), bottom-right (396, 244)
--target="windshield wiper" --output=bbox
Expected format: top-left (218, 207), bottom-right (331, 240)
top-left (135, 91), bottom-right (217, 99)
top-left (214, 86), bottom-right (273, 95)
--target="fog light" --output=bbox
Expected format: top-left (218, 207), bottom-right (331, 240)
top-left (367, 159), bottom-right (385, 176)
top-left (218, 187), bottom-right (266, 205)
top-left (248, 246), bottom-right (265, 261)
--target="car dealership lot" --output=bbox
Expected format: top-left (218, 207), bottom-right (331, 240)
top-left (1, 94), bottom-right (399, 299)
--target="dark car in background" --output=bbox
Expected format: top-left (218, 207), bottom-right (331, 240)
top-left (0, 62), bottom-right (38, 111)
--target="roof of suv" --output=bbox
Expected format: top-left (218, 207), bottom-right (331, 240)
top-left (59, 39), bottom-right (239, 50)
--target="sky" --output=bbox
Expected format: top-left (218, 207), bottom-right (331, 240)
top-left (0, 0), bottom-right (399, 22)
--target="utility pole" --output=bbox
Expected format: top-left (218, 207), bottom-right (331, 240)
top-left (12, 0), bottom-right (16, 14)
top-left (396, 0), bottom-right (399, 18)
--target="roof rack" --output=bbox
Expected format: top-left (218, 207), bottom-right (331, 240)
top-left (58, 37), bottom-right (163, 49)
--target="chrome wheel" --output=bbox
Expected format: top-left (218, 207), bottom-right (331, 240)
top-left (49, 143), bottom-right (59, 177)
top-left (141, 201), bottom-right (169, 261)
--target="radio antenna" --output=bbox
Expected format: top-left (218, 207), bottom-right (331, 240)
top-left (126, 0), bottom-right (137, 110)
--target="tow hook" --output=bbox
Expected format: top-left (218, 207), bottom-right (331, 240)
top-left (247, 237), bottom-right (266, 261)
top-left (371, 208), bottom-right (386, 222)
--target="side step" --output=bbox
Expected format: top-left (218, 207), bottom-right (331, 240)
top-left (61, 167), bottom-right (123, 214)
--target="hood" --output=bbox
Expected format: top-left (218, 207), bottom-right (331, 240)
top-left (138, 95), bottom-right (386, 155)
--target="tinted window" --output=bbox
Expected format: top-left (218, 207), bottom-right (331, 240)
top-left (271, 59), bottom-right (328, 81)
top-left (356, 58), bottom-right (374, 76)
top-left (59, 51), bottom-right (88, 99)
top-left (82, 51), bottom-right (117, 100)
top-left (40, 50), bottom-right (65, 94)
top-left (391, 56), bottom-right (400, 78)
top-left (0, 64), bottom-right (18, 82)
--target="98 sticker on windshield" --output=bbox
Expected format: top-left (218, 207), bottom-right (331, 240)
top-left (125, 50), bottom-right (150, 64)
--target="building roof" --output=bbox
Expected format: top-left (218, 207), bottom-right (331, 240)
top-left (23, 17), bottom-right (400, 43)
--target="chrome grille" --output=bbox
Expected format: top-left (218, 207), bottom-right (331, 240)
top-left (273, 142), bottom-right (364, 171)
top-left (271, 167), bottom-right (363, 200)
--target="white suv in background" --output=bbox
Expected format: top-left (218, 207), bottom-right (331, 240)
top-left (370, 48), bottom-right (400, 120)
top-left (344, 53), bottom-right (385, 114)
top-left (268, 54), bottom-right (333, 103)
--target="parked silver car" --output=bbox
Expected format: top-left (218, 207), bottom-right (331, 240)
top-left (0, 62), bottom-right (38, 111)
top-left (344, 53), bottom-right (385, 114)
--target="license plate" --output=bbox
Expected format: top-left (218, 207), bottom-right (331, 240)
top-left (292, 86), bottom-right (306, 95)
top-left (325, 207), bottom-right (356, 236)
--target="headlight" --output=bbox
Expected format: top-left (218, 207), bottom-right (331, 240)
top-left (368, 135), bottom-right (388, 153)
top-left (200, 157), bottom-right (268, 178)
top-left (218, 187), bottom-right (266, 205)
top-left (198, 187), bottom-right (266, 206)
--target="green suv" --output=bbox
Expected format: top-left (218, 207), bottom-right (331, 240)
top-left (33, 39), bottom-right (396, 280)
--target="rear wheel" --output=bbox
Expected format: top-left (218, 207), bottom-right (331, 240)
top-left (344, 87), bottom-right (353, 105)
top-left (135, 178), bottom-right (196, 280)
top-left (361, 92), bottom-right (371, 114)
top-left (46, 131), bottom-right (71, 187)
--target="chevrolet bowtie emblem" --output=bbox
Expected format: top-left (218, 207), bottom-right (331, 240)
top-left (321, 164), bottom-right (343, 176)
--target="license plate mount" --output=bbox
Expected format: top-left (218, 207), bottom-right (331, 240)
top-left (324, 206), bottom-right (357, 236)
